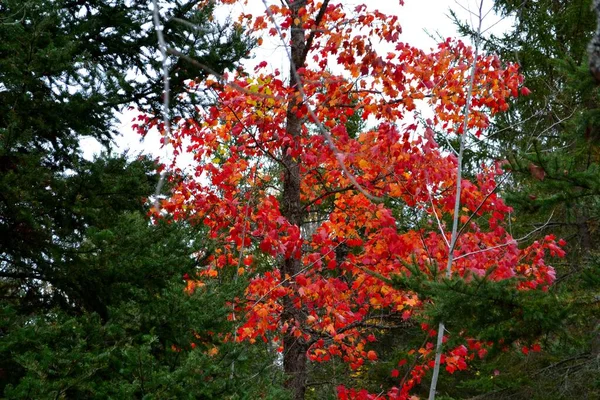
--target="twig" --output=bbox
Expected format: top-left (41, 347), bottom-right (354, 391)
top-left (151, 0), bottom-right (172, 210)
top-left (427, 183), bottom-right (450, 249)
top-left (245, 239), bottom-right (349, 315)
top-left (533, 353), bottom-right (591, 376)
top-left (429, 1), bottom-right (484, 398)
top-left (455, 173), bottom-right (510, 240)
top-left (166, 47), bottom-right (282, 101)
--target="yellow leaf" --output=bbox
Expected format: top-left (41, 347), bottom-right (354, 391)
top-left (405, 296), bottom-right (419, 307)
top-left (257, 307), bottom-right (268, 318)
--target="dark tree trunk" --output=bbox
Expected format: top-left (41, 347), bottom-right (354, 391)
top-left (589, 0), bottom-right (600, 82)
top-left (280, 1), bottom-right (309, 399)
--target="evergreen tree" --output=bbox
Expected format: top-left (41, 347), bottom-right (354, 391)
top-left (445, 1), bottom-right (600, 397)
top-left (0, 0), bottom-right (252, 316)
top-left (0, 155), bottom-right (287, 398)
top-left (0, 1), bottom-right (281, 397)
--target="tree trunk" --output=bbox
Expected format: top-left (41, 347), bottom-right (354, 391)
top-left (589, 0), bottom-right (600, 82)
top-left (280, 1), bottom-right (308, 399)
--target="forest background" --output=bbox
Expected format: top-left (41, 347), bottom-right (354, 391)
top-left (0, 0), bottom-right (599, 399)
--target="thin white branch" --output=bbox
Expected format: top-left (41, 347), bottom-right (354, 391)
top-left (454, 0), bottom-right (479, 19)
top-left (151, 0), bottom-right (171, 210)
top-left (429, 1), bottom-right (484, 398)
top-left (480, 16), bottom-right (509, 35)
top-left (455, 173), bottom-right (510, 240)
top-left (427, 185), bottom-right (451, 249)
top-left (166, 46), bottom-right (282, 100)
top-left (532, 109), bottom-right (576, 146)
top-left (453, 210), bottom-right (555, 261)
top-left (484, 107), bottom-right (545, 139)
top-left (246, 239), bottom-right (349, 314)
top-left (454, 241), bottom-right (516, 261)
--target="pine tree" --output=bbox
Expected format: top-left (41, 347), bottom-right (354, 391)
top-left (0, 1), bottom-right (280, 397)
top-left (447, 1), bottom-right (600, 397)
top-left (0, 0), bottom-right (251, 321)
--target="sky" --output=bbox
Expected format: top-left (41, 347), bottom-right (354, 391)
top-left (81, 0), bottom-right (513, 160)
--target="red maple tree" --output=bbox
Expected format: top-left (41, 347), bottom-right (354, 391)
top-left (137, 1), bottom-right (564, 398)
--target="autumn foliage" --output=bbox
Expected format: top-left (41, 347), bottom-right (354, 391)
top-left (137, 1), bottom-right (564, 398)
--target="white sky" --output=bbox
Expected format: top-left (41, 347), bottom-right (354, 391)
top-left (80, 0), bottom-right (513, 160)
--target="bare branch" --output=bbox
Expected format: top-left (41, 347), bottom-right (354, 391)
top-left (427, 184), bottom-right (450, 249)
top-left (301, 0), bottom-right (331, 63)
top-left (455, 173), bottom-right (510, 240)
top-left (166, 47), bottom-right (282, 101)
top-left (151, 0), bottom-right (172, 210)
top-left (245, 239), bottom-right (349, 314)
top-left (429, 1), bottom-right (485, 398)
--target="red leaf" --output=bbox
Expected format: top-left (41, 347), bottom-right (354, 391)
top-left (295, 274), bottom-right (308, 286)
top-left (529, 163), bottom-right (546, 181)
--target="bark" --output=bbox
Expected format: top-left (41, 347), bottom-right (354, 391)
top-left (280, 1), bottom-right (308, 399)
top-left (576, 207), bottom-right (591, 254)
top-left (589, 0), bottom-right (600, 82)
top-left (429, 2), bottom-right (483, 398)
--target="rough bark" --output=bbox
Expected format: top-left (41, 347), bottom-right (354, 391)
top-left (588, 0), bottom-right (600, 82)
top-left (280, 1), bottom-right (308, 399)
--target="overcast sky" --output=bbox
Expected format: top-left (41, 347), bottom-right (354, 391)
top-left (81, 0), bottom-right (513, 160)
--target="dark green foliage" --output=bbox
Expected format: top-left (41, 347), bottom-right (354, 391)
top-left (388, 263), bottom-right (598, 400)
top-left (0, 0), bottom-right (253, 315)
top-left (0, 151), bottom-right (287, 397)
top-left (0, 0), bottom-right (281, 398)
top-left (1, 155), bottom-right (161, 318)
top-left (393, 267), bottom-right (567, 348)
top-left (1, 206), bottom-right (287, 399)
top-left (0, 0), bottom-right (252, 154)
top-left (452, 0), bottom-right (600, 246)
top-left (435, 1), bottom-right (600, 398)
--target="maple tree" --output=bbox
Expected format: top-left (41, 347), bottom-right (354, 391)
top-left (138, 1), bottom-right (565, 398)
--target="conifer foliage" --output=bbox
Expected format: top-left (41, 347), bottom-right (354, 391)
top-left (448, 0), bottom-right (600, 397)
top-left (0, 0), bottom-right (268, 398)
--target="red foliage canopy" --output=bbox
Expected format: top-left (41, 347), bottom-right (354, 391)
top-left (137, 1), bottom-right (564, 398)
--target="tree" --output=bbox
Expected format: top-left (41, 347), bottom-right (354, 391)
top-left (154, 1), bottom-right (564, 399)
top-left (0, 0), bottom-right (265, 397)
top-left (0, 0), bottom-right (251, 323)
top-left (1, 155), bottom-right (287, 399)
top-left (442, 0), bottom-right (600, 397)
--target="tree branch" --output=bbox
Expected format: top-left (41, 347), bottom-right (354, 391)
top-left (301, 0), bottom-right (331, 63)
